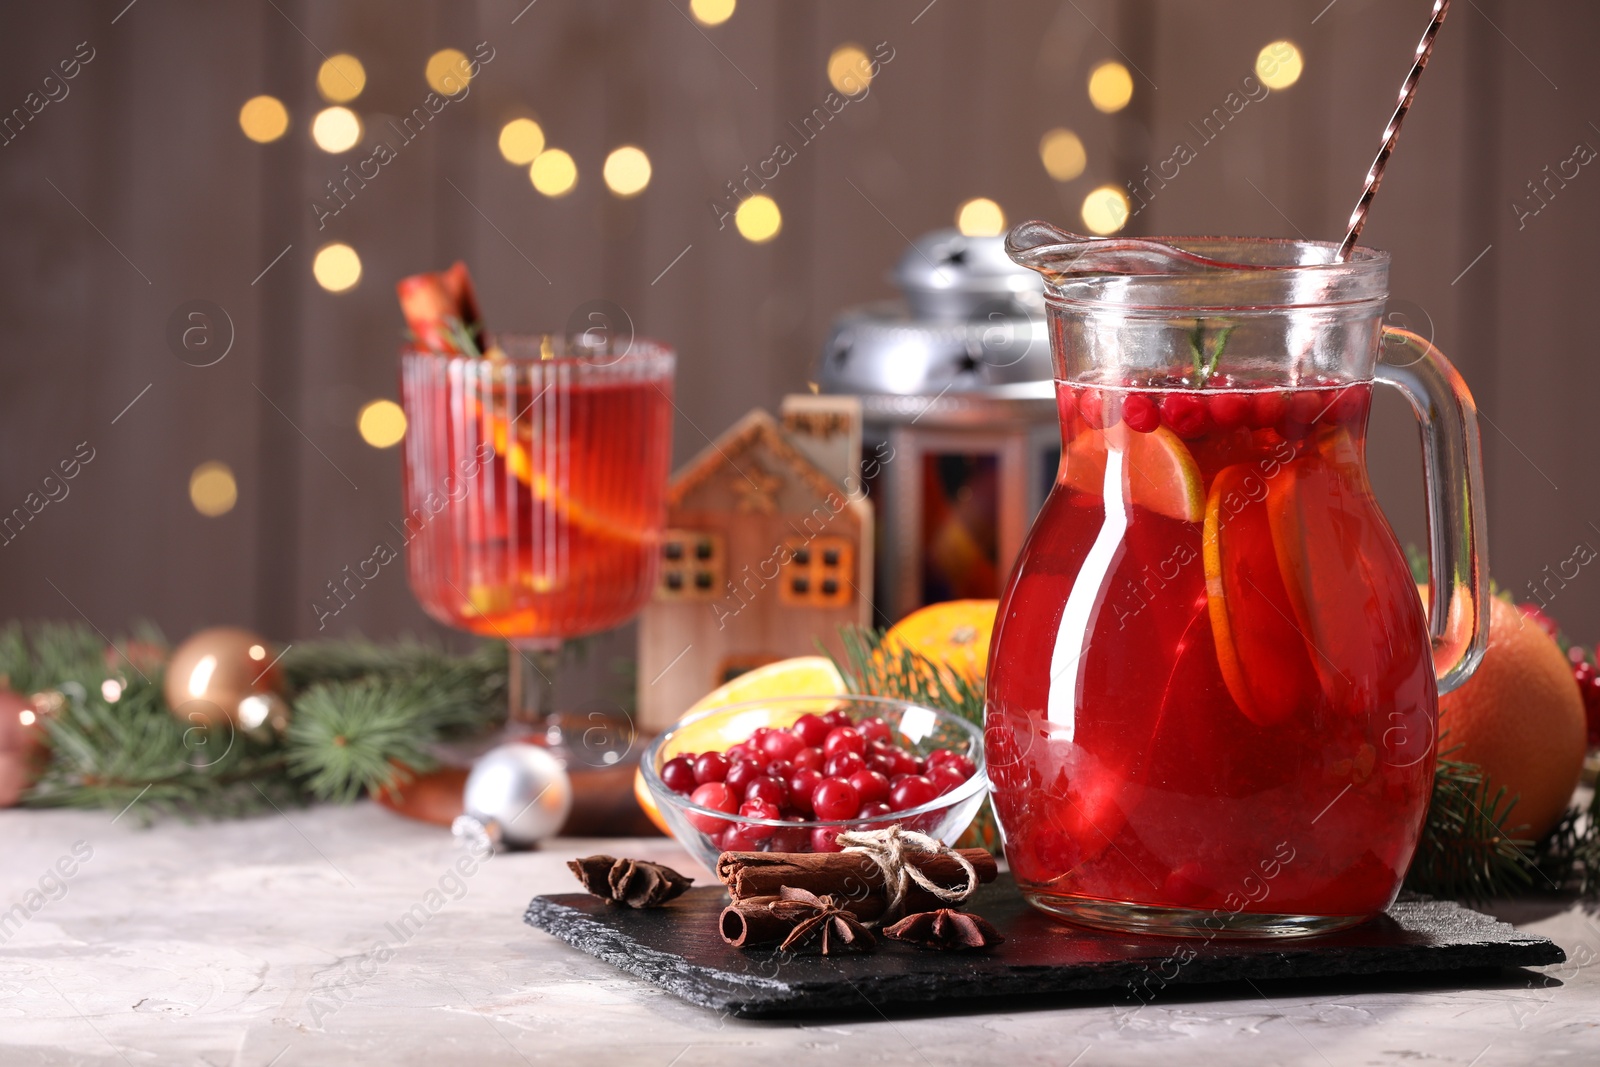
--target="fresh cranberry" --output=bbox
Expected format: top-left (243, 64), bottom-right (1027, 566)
top-left (812, 778), bottom-right (862, 821)
top-left (859, 801), bottom-right (893, 821)
top-left (823, 727), bottom-right (866, 758)
top-left (891, 750), bottom-right (921, 776)
top-left (688, 782), bottom-right (738, 834)
top-left (770, 826), bottom-right (809, 853)
top-left (739, 798), bottom-right (781, 822)
top-left (1207, 391), bottom-right (1251, 430)
top-left (810, 827), bottom-right (844, 853)
top-left (888, 775), bottom-right (939, 812)
top-left (722, 822), bottom-right (769, 851)
top-left (860, 717), bottom-right (892, 744)
top-left (1160, 393), bottom-right (1210, 438)
top-left (928, 765), bottom-right (967, 795)
top-left (1123, 393), bottom-right (1160, 433)
top-left (1573, 660), bottom-right (1600, 747)
top-left (749, 726), bottom-right (772, 747)
top-left (1250, 391), bottom-right (1289, 429)
top-left (822, 709), bottom-right (852, 729)
top-left (745, 776), bottom-right (787, 807)
top-left (824, 751), bottom-right (866, 779)
top-left (868, 753), bottom-right (898, 776)
top-left (660, 756), bottom-right (698, 794)
top-left (765, 759), bottom-right (793, 781)
top-left (848, 769), bottom-right (891, 805)
top-left (692, 752), bottom-right (730, 785)
top-left (760, 729), bottom-right (804, 762)
top-left (942, 753), bottom-right (977, 779)
top-left (925, 749), bottom-right (952, 768)
top-left (787, 768), bottom-right (824, 814)
top-left (724, 759), bottom-right (763, 796)
top-left (792, 746), bottom-right (825, 772)
top-left (791, 713), bottom-right (830, 747)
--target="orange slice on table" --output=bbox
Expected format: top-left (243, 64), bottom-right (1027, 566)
top-left (1202, 462), bottom-right (1320, 727)
top-left (1062, 425), bottom-right (1204, 523)
top-left (633, 656), bottom-right (848, 834)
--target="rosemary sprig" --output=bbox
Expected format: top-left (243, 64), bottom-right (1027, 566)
top-left (1186, 321), bottom-right (1236, 383)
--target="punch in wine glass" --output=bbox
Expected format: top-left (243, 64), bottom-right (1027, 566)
top-left (399, 334), bottom-right (675, 769)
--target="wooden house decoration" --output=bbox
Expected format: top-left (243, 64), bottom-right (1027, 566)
top-left (637, 399), bottom-right (873, 732)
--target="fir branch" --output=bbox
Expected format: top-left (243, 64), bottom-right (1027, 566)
top-left (1403, 745), bottom-right (1535, 900)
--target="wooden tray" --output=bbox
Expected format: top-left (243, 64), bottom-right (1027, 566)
top-left (524, 874), bottom-right (1563, 1018)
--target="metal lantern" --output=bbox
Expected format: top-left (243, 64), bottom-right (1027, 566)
top-left (817, 229), bottom-right (1057, 622)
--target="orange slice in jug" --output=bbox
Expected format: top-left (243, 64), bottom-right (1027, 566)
top-left (1062, 424), bottom-right (1204, 523)
top-left (1202, 463), bottom-right (1321, 727)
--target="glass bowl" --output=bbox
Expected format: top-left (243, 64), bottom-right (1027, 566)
top-left (640, 694), bottom-right (987, 874)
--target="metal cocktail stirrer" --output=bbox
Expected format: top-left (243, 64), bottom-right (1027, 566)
top-left (1336, 0), bottom-right (1453, 261)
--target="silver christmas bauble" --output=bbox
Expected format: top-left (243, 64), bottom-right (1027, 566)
top-left (453, 743), bottom-right (572, 851)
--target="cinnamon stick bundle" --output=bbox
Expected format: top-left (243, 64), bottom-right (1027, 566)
top-left (716, 849), bottom-right (997, 923)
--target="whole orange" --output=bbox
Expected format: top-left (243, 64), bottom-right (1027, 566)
top-left (1436, 594), bottom-right (1586, 840)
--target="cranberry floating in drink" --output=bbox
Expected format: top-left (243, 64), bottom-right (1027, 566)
top-left (987, 223), bottom-right (1487, 937)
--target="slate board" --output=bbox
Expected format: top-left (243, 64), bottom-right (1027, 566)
top-left (523, 875), bottom-right (1564, 1018)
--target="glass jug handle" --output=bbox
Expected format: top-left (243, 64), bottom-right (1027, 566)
top-left (1375, 327), bottom-right (1489, 695)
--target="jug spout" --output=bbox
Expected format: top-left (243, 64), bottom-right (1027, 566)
top-left (1005, 220), bottom-right (1257, 284)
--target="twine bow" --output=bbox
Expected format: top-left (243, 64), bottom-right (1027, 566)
top-left (834, 826), bottom-right (979, 923)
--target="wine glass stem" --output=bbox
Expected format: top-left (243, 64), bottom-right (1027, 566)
top-left (507, 639), bottom-right (562, 729)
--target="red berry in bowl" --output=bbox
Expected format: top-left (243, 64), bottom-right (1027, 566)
top-left (660, 756), bottom-right (697, 794)
top-left (792, 746), bottom-right (825, 772)
top-left (823, 726), bottom-right (865, 758)
top-left (848, 768), bottom-right (891, 805)
top-left (787, 768), bottom-right (823, 814)
top-left (1123, 393), bottom-right (1160, 433)
top-left (810, 827), bottom-right (844, 853)
top-left (892, 750), bottom-right (922, 776)
top-left (765, 759), bottom-right (793, 781)
top-left (792, 713), bottom-right (830, 747)
top-left (942, 753), bottom-right (977, 779)
top-left (860, 717), bottom-right (892, 744)
top-left (824, 751), bottom-right (866, 779)
top-left (822, 709), bottom-right (852, 729)
top-left (745, 775), bottom-right (787, 807)
top-left (859, 801), bottom-right (893, 822)
top-left (770, 826), bottom-right (809, 853)
top-left (761, 729), bottom-right (804, 762)
top-left (868, 753), bottom-right (898, 776)
top-left (724, 759), bottom-right (762, 796)
top-left (692, 752), bottom-right (729, 785)
top-left (1160, 393), bottom-right (1210, 438)
top-left (1207, 391), bottom-right (1251, 430)
top-left (929, 765), bottom-right (967, 795)
top-left (722, 823), bottom-right (768, 851)
top-left (688, 782), bottom-right (738, 834)
top-left (739, 798), bottom-right (781, 822)
top-left (812, 778), bottom-right (862, 821)
top-left (889, 775), bottom-right (939, 812)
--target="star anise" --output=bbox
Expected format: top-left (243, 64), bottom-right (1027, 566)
top-left (566, 855), bottom-right (693, 908)
top-left (882, 908), bottom-right (1004, 951)
top-left (769, 887), bottom-right (876, 956)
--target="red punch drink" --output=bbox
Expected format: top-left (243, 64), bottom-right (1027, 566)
top-left (401, 344), bottom-right (675, 642)
top-left (991, 226), bottom-right (1488, 937)
top-left (987, 378), bottom-right (1436, 935)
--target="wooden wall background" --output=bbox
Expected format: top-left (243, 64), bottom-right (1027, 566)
top-left (2, 1), bottom-right (1598, 690)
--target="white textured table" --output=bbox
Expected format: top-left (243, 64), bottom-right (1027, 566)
top-left (1, 804), bottom-right (1595, 1066)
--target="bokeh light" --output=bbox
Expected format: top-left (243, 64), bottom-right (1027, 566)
top-left (1081, 185), bottom-right (1131, 235)
top-left (425, 48), bottom-right (472, 95)
top-left (1256, 40), bottom-right (1304, 90)
top-left (1087, 60), bottom-right (1134, 113)
top-left (498, 118), bottom-right (546, 165)
top-left (189, 462), bottom-right (237, 518)
top-left (316, 54), bottom-right (366, 103)
top-left (690, 0), bottom-right (736, 25)
top-left (955, 198), bottom-right (1005, 237)
top-left (311, 106), bottom-right (362, 153)
top-left (313, 243), bottom-right (362, 291)
top-left (529, 149), bottom-right (578, 197)
top-left (735, 195), bottom-right (782, 243)
top-left (827, 44), bottom-right (873, 96)
top-left (238, 96), bottom-right (288, 143)
top-left (1039, 128), bottom-right (1087, 181)
top-left (603, 145), bottom-right (652, 197)
top-left (358, 400), bottom-right (408, 448)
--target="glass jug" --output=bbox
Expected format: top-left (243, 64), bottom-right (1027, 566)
top-left (986, 222), bottom-right (1487, 938)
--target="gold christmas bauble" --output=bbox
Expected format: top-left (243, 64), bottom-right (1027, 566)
top-left (164, 627), bottom-right (290, 737)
